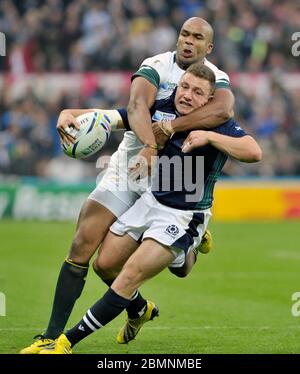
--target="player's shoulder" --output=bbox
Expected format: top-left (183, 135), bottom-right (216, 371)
top-left (142, 51), bottom-right (175, 68)
top-left (203, 57), bottom-right (228, 76)
top-left (134, 51), bottom-right (175, 88)
top-left (204, 58), bottom-right (230, 85)
top-left (215, 118), bottom-right (246, 136)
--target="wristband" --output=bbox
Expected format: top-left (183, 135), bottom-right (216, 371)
top-left (161, 121), bottom-right (174, 136)
top-left (143, 143), bottom-right (159, 150)
top-left (157, 122), bottom-right (170, 136)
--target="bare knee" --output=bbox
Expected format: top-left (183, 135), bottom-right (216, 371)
top-left (93, 231), bottom-right (138, 282)
top-left (68, 229), bottom-right (100, 264)
top-left (92, 257), bottom-right (120, 281)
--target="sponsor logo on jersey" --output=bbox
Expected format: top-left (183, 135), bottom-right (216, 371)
top-left (152, 110), bottom-right (177, 122)
top-left (160, 82), bottom-right (177, 91)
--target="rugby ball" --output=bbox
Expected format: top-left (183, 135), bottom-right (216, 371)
top-left (61, 111), bottom-right (111, 159)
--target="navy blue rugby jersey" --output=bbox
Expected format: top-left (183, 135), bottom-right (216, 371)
top-left (117, 91), bottom-right (246, 211)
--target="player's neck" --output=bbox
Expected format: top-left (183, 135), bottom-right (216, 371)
top-left (176, 56), bottom-right (205, 71)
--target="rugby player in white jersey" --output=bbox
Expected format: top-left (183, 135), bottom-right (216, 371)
top-left (38, 64), bottom-right (261, 354)
top-left (20, 17), bottom-right (235, 354)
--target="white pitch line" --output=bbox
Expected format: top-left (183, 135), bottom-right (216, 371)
top-left (272, 251), bottom-right (300, 260)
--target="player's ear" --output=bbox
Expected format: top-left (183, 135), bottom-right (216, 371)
top-left (206, 43), bottom-right (213, 55)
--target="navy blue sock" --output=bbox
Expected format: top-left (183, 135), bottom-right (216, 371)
top-left (66, 288), bottom-right (130, 346)
top-left (126, 290), bottom-right (147, 319)
top-left (102, 279), bottom-right (147, 319)
top-left (45, 260), bottom-right (88, 339)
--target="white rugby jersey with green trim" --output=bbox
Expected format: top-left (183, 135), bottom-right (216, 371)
top-left (116, 51), bottom-right (230, 165)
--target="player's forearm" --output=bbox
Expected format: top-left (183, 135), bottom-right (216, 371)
top-left (172, 104), bottom-right (231, 132)
top-left (62, 109), bottom-right (124, 130)
top-left (127, 100), bottom-right (156, 145)
top-left (172, 89), bottom-right (234, 132)
top-left (61, 108), bottom-right (96, 117)
top-left (208, 133), bottom-right (262, 162)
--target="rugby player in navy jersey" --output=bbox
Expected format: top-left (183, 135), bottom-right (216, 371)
top-left (39, 63), bottom-right (261, 353)
top-left (21, 17), bottom-right (236, 354)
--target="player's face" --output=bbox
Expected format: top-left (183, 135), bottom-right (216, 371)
top-left (176, 19), bottom-right (213, 70)
top-left (175, 73), bottom-right (212, 116)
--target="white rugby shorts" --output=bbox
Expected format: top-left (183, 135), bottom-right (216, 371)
top-left (110, 189), bottom-right (212, 268)
top-left (88, 149), bottom-right (149, 217)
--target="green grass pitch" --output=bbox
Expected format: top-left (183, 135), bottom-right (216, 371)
top-left (0, 220), bottom-right (299, 354)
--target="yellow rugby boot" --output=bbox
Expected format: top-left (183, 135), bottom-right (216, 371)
top-left (197, 229), bottom-right (213, 254)
top-left (39, 334), bottom-right (72, 354)
top-left (20, 335), bottom-right (55, 354)
top-left (117, 301), bottom-right (159, 344)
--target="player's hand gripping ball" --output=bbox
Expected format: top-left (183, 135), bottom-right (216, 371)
top-left (62, 111), bottom-right (111, 159)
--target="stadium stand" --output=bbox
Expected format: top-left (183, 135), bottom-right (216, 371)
top-left (0, 0), bottom-right (299, 179)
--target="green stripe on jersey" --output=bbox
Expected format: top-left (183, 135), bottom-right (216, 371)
top-left (196, 153), bottom-right (227, 210)
top-left (132, 65), bottom-right (160, 88)
top-left (216, 80), bottom-right (230, 89)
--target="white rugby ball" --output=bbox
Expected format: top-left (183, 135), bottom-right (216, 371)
top-left (61, 111), bottom-right (111, 159)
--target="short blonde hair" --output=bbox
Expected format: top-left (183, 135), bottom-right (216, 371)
top-left (185, 63), bottom-right (215, 93)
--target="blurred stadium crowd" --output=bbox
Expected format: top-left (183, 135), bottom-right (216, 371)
top-left (0, 0), bottom-right (299, 180)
